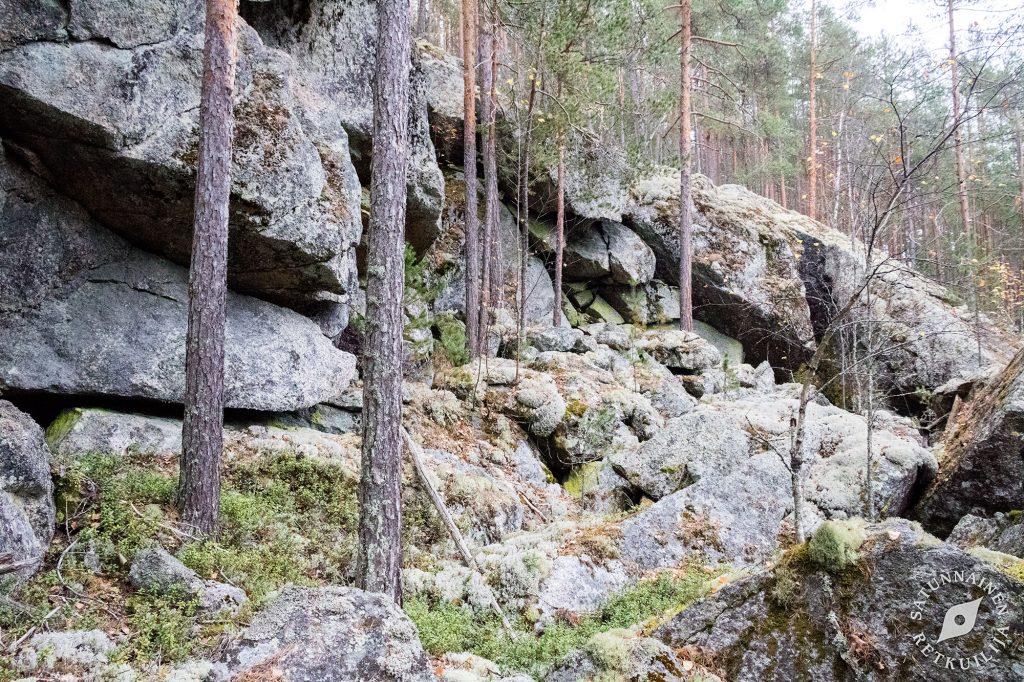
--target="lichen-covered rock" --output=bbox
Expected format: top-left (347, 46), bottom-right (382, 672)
top-left (654, 520), bottom-right (1024, 681)
top-left (915, 348), bottom-right (1024, 535)
top-left (129, 547), bottom-right (247, 616)
top-left (241, 0), bottom-right (444, 253)
top-left (531, 219), bottom-right (655, 286)
top-left (623, 171), bottom-right (1018, 395)
top-left (218, 586), bottom-right (437, 681)
top-left (0, 154), bottom-right (356, 411)
top-left (544, 630), bottom-right (717, 682)
top-left (610, 393), bottom-right (935, 568)
top-left (46, 409), bottom-right (183, 460)
top-left (16, 629), bottom-right (116, 674)
top-left (0, 4), bottom-right (361, 308)
top-left (0, 400), bottom-right (54, 581)
top-left (949, 513), bottom-right (1024, 558)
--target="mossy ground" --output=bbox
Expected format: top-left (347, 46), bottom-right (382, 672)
top-left (0, 449), bottom-right (446, 672)
top-left (406, 566), bottom-right (719, 678)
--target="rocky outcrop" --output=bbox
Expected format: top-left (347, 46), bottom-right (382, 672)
top-left (218, 585), bottom-right (437, 681)
top-left (130, 546), bottom-right (247, 616)
top-left (241, 0), bottom-right (444, 252)
top-left (544, 630), bottom-right (718, 682)
top-left (623, 170), bottom-right (1018, 396)
top-left (0, 153), bottom-right (356, 411)
top-left (654, 520), bottom-right (1024, 681)
top-left (949, 513), bottom-right (1024, 558)
top-left (0, 2), bottom-right (362, 309)
top-left (915, 348), bottom-right (1024, 535)
top-left (0, 399), bottom-right (54, 581)
top-left (608, 390), bottom-right (935, 569)
top-left (531, 219), bottom-right (656, 286)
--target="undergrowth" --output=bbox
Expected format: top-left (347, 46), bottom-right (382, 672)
top-left (1, 449), bottom-right (445, 669)
top-left (406, 567), bottom-right (718, 678)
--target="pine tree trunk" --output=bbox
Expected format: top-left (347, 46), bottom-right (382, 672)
top-left (178, 0), bottom-right (238, 537)
top-left (807, 0), bottom-right (817, 221)
top-left (948, 0), bottom-right (972, 237)
top-left (553, 144), bottom-right (565, 327)
top-left (417, 0), bottom-right (428, 37)
top-left (518, 74), bottom-right (538, 365)
top-left (678, 0), bottom-right (694, 333)
top-left (488, 10), bottom-right (503, 307)
top-left (356, 0), bottom-right (411, 603)
top-left (1016, 116), bottom-right (1024, 232)
top-left (479, 4), bottom-right (501, 321)
top-left (462, 0), bottom-right (481, 358)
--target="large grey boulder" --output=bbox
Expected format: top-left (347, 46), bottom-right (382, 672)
top-left (623, 171), bottom-right (1019, 393)
top-left (0, 153), bottom-right (356, 411)
top-left (0, 400), bottom-right (54, 581)
top-left (0, 3), bottom-right (362, 309)
top-left (611, 393), bottom-right (936, 567)
top-left (654, 520), bottom-right (1024, 681)
top-left (218, 585), bottom-right (437, 681)
top-left (531, 219), bottom-right (655, 286)
top-left (242, 0), bottom-right (444, 253)
top-left (915, 348), bottom-right (1024, 535)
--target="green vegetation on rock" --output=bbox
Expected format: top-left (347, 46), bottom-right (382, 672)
top-left (406, 567), bottom-right (717, 678)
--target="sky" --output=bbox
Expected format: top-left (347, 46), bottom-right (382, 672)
top-left (825, 0), bottom-right (1022, 57)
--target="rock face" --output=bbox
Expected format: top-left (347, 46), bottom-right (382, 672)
top-left (915, 348), bottom-right (1024, 535)
top-left (949, 513), bottom-right (1024, 558)
top-left (654, 520), bottom-right (1024, 681)
top-left (0, 153), bottom-right (356, 411)
top-left (0, 2), bottom-right (362, 309)
top-left (241, 0), bottom-right (444, 252)
top-left (532, 219), bottom-right (656, 286)
top-left (0, 400), bottom-right (55, 581)
top-left (218, 585), bottom-right (437, 681)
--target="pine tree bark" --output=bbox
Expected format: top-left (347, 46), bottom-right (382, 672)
top-left (518, 73), bottom-right (538, 362)
top-left (807, 0), bottom-right (818, 222)
top-left (677, 0), bottom-right (694, 332)
top-left (355, 0), bottom-right (411, 604)
top-left (462, 0), bottom-right (481, 358)
top-left (417, 0), bottom-right (428, 37)
top-left (478, 3), bottom-right (500, 335)
top-left (482, 4), bottom-right (502, 309)
top-left (948, 0), bottom-right (972, 237)
top-left (553, 144), bottom-right (565, 327)
top-left (178, 0), bottom-right (238, 537)
top-left (1016, 115), bottom-right (1024, 232)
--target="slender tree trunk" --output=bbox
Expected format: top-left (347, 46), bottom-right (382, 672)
top-left (462, 0), bottom-right (480, 357)
top-left (807, 0), bottom-right (818, 221)
top-left (553, 144), bottom-right (565, 327)
top-left (518, 72), bottom-right (539, 368)
top-left (485, 6), bottom-right (502, 307)
top-left (1017, 115), bottom-right (1024, 231)
top-left (478, 4), bottom-right (500, 330)
top-left (677, 0), bottom-right (693, 332)
top-left (417, 0), bottom-right (428, 37)
top-left (178, 0), bottom-right (238, 537)
top-left (948, 0), bottom-right (971, 238)
top-left (356, 0), bottom-right (410, 603)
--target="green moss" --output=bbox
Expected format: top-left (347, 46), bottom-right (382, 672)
top-left (807, 520), bottom-right (865, 573)
top-left (406, 567), bottom-right (716, 678)
top-left (563, 461), bottom-right (602, 498)
top-left (566, 399), bottom-right (589, 418)
top-left (434, 312), bottom-right (470, 367)
top-left (44, 408), bottom-right (83, 450)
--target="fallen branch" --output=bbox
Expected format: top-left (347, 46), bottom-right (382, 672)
top-left (402, 427), bottom-right (516, 637)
